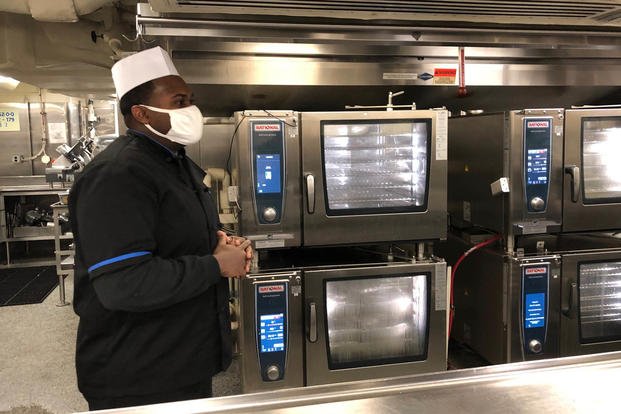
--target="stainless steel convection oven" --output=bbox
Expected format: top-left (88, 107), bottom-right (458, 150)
top-left (302, 261), bottom-right (447, 386)
top-left (448, 108), bottom-right (565, 242)
top-left (238, 250), bottom-right (448, 392)
top-left (299, 110), bottom-right (447, 245)
top-left (230, 109), bottom-right (450, 392)
top-left (562, 107), bottom-right (621, 233)
top-left (442, 233), bottom-right (621, 364)
top-left (231, 109), bottom-right (448, 248)
top-left (448, 106), bottom-right (621, 243)
top-left (444, 105), bottom-right (621, 365)
top-left (559, 247), bottom-right (621, 357)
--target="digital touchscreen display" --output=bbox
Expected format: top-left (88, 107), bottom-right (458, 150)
top-left (256, 154), bottom-right (281, 194)
top-left (526, 148), bottom-right (548, 185)
top-left (525, 293), bottom-right (545, 329)
top-left (259, 313), bottom-right (285, 353)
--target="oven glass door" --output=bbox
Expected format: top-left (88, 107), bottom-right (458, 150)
top-left (325, 273), bottom-right (429, 369)
top-left (322, 120), bottom-right (430, 215)
top-left (560, 250), bottom-right (621, 356)
top-left (563, 109), bottom-right (621, 232)
top-left (581, 118), bottom-right (621, 203)
top-left (304, 262), bottom-right (447, 386)
top-left (579, 261), bottom-right (621, 343)
top-left (301, 110), bottom-right (447, 246)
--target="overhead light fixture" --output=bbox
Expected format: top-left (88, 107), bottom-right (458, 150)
top-left (0, 75), bottom-right (20, 90)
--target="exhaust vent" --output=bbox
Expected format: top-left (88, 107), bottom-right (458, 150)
top-left (594, 9), bottom-right (621, 22)
top-left (148, 0), bottom-right (621, 27)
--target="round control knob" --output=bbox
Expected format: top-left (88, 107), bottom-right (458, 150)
top-left (528, 339), bottom-right (543, 354)
top-left (530, 197), bottom-right (545, 211)
top-left (266, 365), bottom-right (280, 381)
top-left (263, 207), bottom-right (277, 222)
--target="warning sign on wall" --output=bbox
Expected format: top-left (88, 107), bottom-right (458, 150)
top-left (47, 122), bottom-right (67, 144)
top-left (0, 109), bottom-right (20, 131)
top-left (433, 68), bottom-right (457, 85)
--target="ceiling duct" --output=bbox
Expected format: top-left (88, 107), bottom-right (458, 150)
top-left (0, 0), bottom-right (117, 22)
top-left (148, 0), bottom-right (621, 28)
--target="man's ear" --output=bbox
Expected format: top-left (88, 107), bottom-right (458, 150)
top-left (130, 105), bottom-right (149, 124)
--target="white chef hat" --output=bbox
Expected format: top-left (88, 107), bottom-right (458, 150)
top-left (111, 46), bottom-right (180, 99)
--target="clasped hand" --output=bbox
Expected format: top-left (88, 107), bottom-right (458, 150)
top-left (213, 230), bottom-right (253, 279)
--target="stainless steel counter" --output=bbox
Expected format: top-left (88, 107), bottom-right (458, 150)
top-left (0, 178), bottom-right (70, 268)
top-left (82, 351), bottom-right (621, 413)
top-left (0, 175), bottom-right (70, 193)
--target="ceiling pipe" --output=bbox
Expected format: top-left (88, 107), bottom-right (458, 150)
top-left (457, 46), bottom-right (467, 97)
top-left (0, 0), bottom-right (115, 22)
top-left (103, 34), bottom-right (133, 60)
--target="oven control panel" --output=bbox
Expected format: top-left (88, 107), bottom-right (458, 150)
top-left (523, 118), bottom-right (552, 213)
top-left (255, 282), bottom-right (288, 382)
top-left (251, 120), bottom-right (285, 224)
top-left (522, 264), bottom-right (549, 355)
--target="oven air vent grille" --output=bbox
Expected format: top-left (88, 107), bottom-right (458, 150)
top-left (149, 0), bottom-right (621, 26)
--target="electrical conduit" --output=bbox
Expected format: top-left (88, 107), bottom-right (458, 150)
top-left (449, 234), bottom-right (502, 337)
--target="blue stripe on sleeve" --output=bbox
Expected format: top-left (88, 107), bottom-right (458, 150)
top-left (88, 251), bottom-right (151, 273)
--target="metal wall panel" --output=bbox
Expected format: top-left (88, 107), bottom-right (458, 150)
top-left (0, 101), bottom-right (94, 178)
top-left (197, 123), bottom-right (235, 170)
top-left (67, 101), bottom-right (82, 146)
top-left (0, 103), bottom-right (32, 176)
top-left (176, 58), bottom-right (621, 88)
top-left (91, 100), bottom-right (119, 139)
top-left (28, 102), bottom-right (69, 176)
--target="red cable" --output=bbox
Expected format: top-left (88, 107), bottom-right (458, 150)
top-left (449, 234), bottom-right (502, 338)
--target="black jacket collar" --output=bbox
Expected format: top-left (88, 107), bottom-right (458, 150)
top-left (126, 129), bottom-right (185, 161)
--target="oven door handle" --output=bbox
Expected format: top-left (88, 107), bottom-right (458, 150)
top-left (307, 301), bottom-right (317, 343)
top-left (305, 174), bottom-right (315, 214)
top-left (564, 165), bottom-right (581, 203)
top-left (562, 281), bottom-right (578, 319)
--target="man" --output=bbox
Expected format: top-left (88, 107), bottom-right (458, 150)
top-left (69, 46), bottom-right (251, 410)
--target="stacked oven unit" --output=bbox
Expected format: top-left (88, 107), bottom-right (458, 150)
top-left (230, 109), bottom-right (450, 392)
top-left (445, 106), bottom-right (621, 365)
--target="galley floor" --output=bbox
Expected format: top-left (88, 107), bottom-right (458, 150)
top-left (0, 273), bottom-right (487, 414)
top-left (0, 276), bottom-right (242, 414)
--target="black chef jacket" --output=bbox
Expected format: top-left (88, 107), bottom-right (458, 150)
top-left (69, 130), bottom-right (232, 398)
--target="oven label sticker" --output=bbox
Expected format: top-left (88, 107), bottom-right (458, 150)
top-left (527, 121), bottom-right (549, 129)
top-left (383, 72), bottom-right (418, 80)
top-left (254, 123), bottom-right (281, 131)
top-left (525, 267), bottom-right (547, 275)
top-left (258, 285), bottom-right (285, 293)
top-left (436, 267), bottom-right (448, 311)
top-left (255, 239), bottom-right (286, 249)
top-left (436, 110), bottom-right (448, 160)
top-left (463, 200), bottom-right (471, 222)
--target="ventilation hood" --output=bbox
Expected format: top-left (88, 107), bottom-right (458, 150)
top-left (134, 1), bottom-right (621, 115)
top-left (148, 0), bottom-right (621, 28)
top-left (1, 0), bottom-right (621, 113)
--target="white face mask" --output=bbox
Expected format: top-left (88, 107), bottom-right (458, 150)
top-left (141, 104), bottom-right (204, 146)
